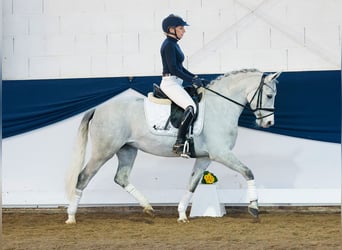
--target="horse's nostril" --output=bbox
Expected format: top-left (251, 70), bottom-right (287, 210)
top-left (267, 121), bottom-right (273, 126)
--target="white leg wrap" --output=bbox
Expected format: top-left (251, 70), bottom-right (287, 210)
top-left (67, 189), bottom-right (82, 215)
top-left (247, 180), bottom-right (258, 202)
top-left (177, 191), bottom-right (193, 222)
top-left (178, 190), bottom-right (193, 213)
top-left (125, 184), bottom-right (150, 208)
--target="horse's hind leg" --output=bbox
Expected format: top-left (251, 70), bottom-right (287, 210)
top-left (66, 155), bottom-right (113, 224)
top-left (177, 157), bottom-right (211, 223)
top-left (114, 145), bottom-right (154, 215)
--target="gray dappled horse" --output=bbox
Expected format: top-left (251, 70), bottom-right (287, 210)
top-left (65, 69), bottom-right (280, 224)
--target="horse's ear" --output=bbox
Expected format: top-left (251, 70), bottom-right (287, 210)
top-left (265, 72), bottom-right (281, 82)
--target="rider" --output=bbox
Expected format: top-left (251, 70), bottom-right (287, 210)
top-left (160, 14), bottom-right (206, 155)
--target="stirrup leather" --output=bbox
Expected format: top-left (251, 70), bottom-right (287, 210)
top-left (172, 141), bottom-right (184, 153)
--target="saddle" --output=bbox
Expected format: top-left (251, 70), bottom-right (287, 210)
top-left (147, 84), bottom-right (203, 158)
top-left (151, 83), bottom-right (203, 128)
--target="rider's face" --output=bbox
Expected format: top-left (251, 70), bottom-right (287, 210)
top-left (170, 26), bottom-right (186, 39)
top-left (175, 26), bottom-right (186, 39)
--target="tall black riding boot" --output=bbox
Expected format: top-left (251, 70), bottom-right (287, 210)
top-left (172, 106), bottom-right (194, 154)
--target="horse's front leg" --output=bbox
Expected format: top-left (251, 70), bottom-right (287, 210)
top-left (177, 157), bottom-right (211, 223)
top-left (211, 151), bottom-right (259, 219)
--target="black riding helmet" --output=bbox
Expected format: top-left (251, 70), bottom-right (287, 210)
top-left (162, 14), bottom-right (189, 39)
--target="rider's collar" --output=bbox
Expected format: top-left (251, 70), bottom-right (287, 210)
top-left (166, 34), bottom-right (179, 42)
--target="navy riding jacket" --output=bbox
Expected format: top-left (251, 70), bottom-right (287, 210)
top-left (160, 36), bottom-right (195, 84)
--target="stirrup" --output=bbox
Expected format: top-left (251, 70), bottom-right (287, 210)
top-left (180, 140), bottom-right (190, 158)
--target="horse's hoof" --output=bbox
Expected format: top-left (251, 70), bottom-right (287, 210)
top-left (65, 214), bottom-right (76, 224)
top-left (248, 206), bottom-right (259, 219)
top-left (177, 217), bottom-right (189, 223)
top-left (65, 220), bottom-right (76, 224)
top-left (65, 216), bottom-right (76, 224)
top-left (143, 206), bottom-right (155, 217)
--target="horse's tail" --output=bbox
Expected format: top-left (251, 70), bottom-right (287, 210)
top-left (65, 109), bottom-right (95, 201)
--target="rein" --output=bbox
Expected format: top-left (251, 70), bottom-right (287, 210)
top-left (204, 74), bottom-right (275, 120)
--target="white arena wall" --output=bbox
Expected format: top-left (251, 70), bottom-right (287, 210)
top-left (2, 0), bottom-right (341, 79)
top-left (2, 0), bottom-right (341, 207)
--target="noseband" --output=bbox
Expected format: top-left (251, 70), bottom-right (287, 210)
top-left (204, 74), bottom-right (275, 120)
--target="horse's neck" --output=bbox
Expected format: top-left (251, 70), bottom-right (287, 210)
top-left (203, 72), bottom-right (262, 135)
top-left (208, 73), bottom-right (261, 106)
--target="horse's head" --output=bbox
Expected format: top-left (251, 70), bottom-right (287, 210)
top-left (247, 72), bottom-right (280, 128)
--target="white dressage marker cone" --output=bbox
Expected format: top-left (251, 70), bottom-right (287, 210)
top-left (190, 184), bottom-right (226, 217)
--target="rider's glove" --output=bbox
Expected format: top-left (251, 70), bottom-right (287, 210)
top-left (192, 77), bottom-right (204, 88)
top-left (201, 79), bottom-right (210, 86)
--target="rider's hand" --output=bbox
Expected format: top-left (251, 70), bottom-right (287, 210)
top-left (192, 77), bottom-right (203, 88)
top-left (201, 78), bottom-right (210, 86)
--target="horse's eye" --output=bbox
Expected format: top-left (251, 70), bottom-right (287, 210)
top-left (267, 94), bottom-right (273, 99)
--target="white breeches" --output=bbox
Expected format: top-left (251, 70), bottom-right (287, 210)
top-left (160, 76), bottom-right (197, 113)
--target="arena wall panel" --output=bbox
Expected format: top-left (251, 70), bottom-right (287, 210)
top-left (3, 0), bottom-right (341, 79)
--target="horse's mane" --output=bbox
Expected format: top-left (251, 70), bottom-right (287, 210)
top-left (209, 68), bottom-right (261, 86)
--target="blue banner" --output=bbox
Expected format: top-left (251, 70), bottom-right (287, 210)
top-left (3, 70), bottom-right (341, 143)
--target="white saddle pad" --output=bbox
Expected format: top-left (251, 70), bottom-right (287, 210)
top-left (144, 94), bottom-right (205, 136)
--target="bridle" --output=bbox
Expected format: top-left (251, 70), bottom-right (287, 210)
top-left (204, 74), bottom-right (275, 120)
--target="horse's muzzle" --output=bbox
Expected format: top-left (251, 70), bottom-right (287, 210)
top-left (259, 118), bottom-right (274, 128)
